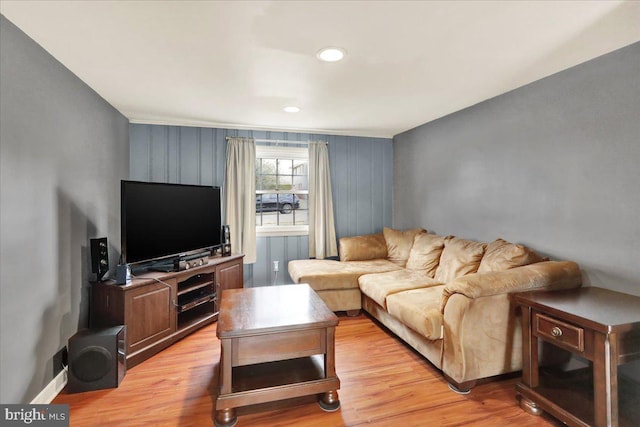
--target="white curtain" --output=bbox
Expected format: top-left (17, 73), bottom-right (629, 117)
top-left (223, 137), bottom-right (256, 264)
top-left (308, 141), bottom-right (338, 259)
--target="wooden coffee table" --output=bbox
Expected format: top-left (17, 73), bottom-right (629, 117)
top-left (214, 284), bottom-right (340, 427)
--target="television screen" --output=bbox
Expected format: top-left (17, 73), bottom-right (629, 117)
top-left (121, 181), bottom-right (222, 264)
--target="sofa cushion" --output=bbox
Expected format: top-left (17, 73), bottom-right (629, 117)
top-left (405, 233), bottom-right (447, 277)
top-left (359, 269), bottom-right (443, 308)
top-left (288, 259), bottom-right (400, 291)
top-left (386, 286), bottom-right (445, 340)
top-left (383, 227), bottom-right (426, 267)
top-left (339, 233), bottom-right (388, 261)
top-left (434, 237), bottom-right (487, 283)
top-left (477, 238), bottom-right (546, 273)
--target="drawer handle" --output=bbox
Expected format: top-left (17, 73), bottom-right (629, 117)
top-left (551, 326), bottom-right (563, 337)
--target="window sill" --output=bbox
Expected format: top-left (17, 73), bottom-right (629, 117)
top-left (256, 225), bottom-right (309, 238)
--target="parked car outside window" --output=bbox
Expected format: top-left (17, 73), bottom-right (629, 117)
top-left (256, 194), bottom-right (300, 214)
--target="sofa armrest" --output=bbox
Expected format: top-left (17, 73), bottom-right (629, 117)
top-left (441, 261), bottom-right (581, 310)
top-left (440, 260), bottom-right (581, 385)
top-left (339, 233), bottom-right (388, 262)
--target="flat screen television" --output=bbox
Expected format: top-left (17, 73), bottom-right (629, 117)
top-left (121, 180), bottom-right (222, 265)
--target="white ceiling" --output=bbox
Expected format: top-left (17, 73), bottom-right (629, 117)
top-left (2, 1), bottom-right (639, 138)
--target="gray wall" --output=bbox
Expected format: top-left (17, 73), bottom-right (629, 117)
top-left (0, 16), bottom-right (129, 403)
top-left (129, 124), bottom-right (393, 286)
top-left (393, 42), bottom-right (640, 297)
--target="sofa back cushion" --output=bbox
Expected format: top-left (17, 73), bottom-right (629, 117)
top-left (339, 233), bottom-right (388, 261)
top-left (405, 233), bottom-right (446, 277)
top-left (477, 238), bottom-right (546, 273)
top-left (434, 237), bottom-right (487, 283)
top-left (383, 227), bottom-right (426, 267)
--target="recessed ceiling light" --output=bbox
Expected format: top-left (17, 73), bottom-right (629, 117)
top-left (283, 106), bottom-right (300, 113)
top-left (316, 47), bottom-right (346, 62)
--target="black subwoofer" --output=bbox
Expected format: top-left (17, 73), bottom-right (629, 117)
top-left (67, 326), bottom-right (126, 393)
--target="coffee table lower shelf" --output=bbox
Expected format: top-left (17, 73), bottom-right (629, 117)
top-left (215, 355), bottom-right (340, 427)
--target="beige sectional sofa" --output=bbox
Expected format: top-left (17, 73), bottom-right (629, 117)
top-left (288, 228), bottom-right (582, 392)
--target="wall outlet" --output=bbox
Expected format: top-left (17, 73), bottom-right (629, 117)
top-left (273, 260), bottom-right (279, 272)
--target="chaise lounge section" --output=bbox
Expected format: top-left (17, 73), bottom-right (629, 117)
top-left (289, 228), bottom-right (582, 392)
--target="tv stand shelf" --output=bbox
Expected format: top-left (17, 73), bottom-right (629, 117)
top-left (92, 254), bottom-right (243, 368)
top-left (177, 274), bottom-right (215, 296)
top-left (177, 292), bottom-right (215, 313)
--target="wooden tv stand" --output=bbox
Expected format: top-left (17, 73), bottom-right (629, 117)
top-left (91, 254), bottom-right (244, 368)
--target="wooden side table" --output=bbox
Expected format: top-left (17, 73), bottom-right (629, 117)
top-left (514, 287), bottom-right (640, 427)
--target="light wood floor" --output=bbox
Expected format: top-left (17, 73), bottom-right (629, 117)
top-left (53, 313), bottom-right (560, 426)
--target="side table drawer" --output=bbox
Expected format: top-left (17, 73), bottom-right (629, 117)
top-left (535, 313), bottom-right (584, 353)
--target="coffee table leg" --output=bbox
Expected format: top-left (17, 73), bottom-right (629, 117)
top-left (216, 339), bottom-right (236, 426)
top-left (214, 408), bottom-right (237, 427)
top-left (319, 390), bottom-right (340, 412)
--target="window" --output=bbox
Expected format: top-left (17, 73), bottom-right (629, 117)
top-left (255, 146), bottom-right (309, 236)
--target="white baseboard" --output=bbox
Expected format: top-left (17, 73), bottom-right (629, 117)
top-left (31, 367), bottom-right (68, 404)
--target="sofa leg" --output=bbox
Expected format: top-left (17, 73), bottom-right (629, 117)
top-left (346, 309), bottom-right (360, 317)
top-left (446, 379), bottom-right (476, 394)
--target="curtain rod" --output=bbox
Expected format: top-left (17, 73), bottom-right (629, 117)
top-left (225, 137), bottom-right (310, 145)
top-left (256, 138), bottom-right (309, 145)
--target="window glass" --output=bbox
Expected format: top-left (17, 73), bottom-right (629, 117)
top-left (255, 146), bottom-right (309, 236)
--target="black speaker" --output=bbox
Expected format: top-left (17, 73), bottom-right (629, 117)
top-left (90, 237), bottom-right (109, 281)
top-left (221, 225), bottom-right (231, 256)
top-left (67, 326), bottom-right (126, 393)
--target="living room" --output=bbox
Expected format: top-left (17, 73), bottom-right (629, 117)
top-left (1, 1), bottom-right (639, 426)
